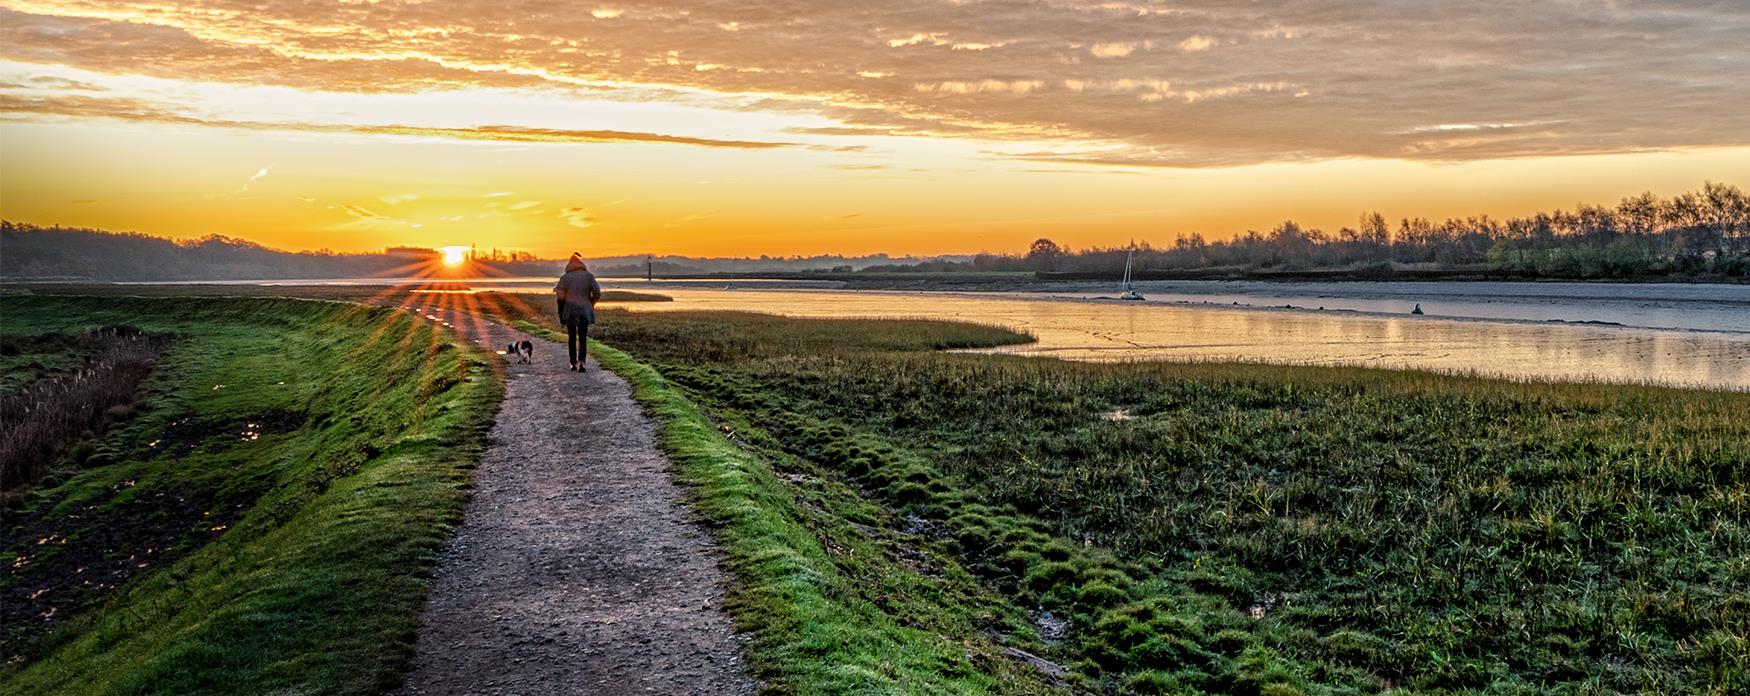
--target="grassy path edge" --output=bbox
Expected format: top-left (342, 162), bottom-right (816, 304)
top-left (523, 321), bottom-right (1044, 693)
top-left (582, 336), bottom-right (832, 687)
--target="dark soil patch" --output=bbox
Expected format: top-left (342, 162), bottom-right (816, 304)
top-left (3, 388), bottom-right (294, 659)
top-left (0, 481), bottom-right (263, 659)
top-left (133, 409), bottom-right (308, 459)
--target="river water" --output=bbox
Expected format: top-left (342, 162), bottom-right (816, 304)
top-left (1061, 280), bottom-right (1750, 334)
top-left (607, 286), bottom-right (1748, 390)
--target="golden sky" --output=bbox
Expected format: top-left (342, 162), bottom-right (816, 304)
top-left (1, 0), bottom-right (1747, 257)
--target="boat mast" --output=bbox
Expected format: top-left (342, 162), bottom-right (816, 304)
top-left (1123, 243), bottom-right (1134, 290)
top-left (1118, 241), bottom-right (1146, 300)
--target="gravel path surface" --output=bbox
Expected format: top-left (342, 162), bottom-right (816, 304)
top-left (394, 304), bottom-right (755, 695)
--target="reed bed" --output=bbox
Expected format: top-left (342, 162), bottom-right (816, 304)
top-left (0, 327), bottom-right (171, 494)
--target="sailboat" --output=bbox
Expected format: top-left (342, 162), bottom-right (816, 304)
top-left (1119, 246), bottom-right (1145, 301)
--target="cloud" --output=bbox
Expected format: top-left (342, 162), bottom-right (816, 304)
top-left (888, 33), bottom-right (949, 48)
top-left (341, 203), bottom-right (420, 228)
top-left (0, 93), bottom-right (798, 149)
top-left (352, 124), bottom-right (792, 148)
top-left (343, 204), bottom-right (384, 220)
top-left (914, 80), bottom-right (1044, 95)
top-left (1, 2), bottom-right (1747, 166)
top-left (559, 207), bottom-right (594, 228)
top-left (0, 75), bottom-right (105, 91)
top-left (380, 193), bottom-right (419, 205)
top-left (241, 166), bottom-right (268, 191)
top-left (785, 126), bottom-right (901, 136)
top-left (1178, 35), bottom-right (1215, 53)
top-left (1090, 42), bottom-right (1138, 58)
top-left (508, 200), bottom-right (541, 210)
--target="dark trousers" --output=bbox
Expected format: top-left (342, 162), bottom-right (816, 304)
top-left (567, 320), bottom-right (589, 365)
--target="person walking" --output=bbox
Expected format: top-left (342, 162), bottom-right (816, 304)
top-left (554, 253), bottom-right (602, 371)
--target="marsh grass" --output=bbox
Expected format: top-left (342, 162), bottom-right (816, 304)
top-left (586, 308), bottom-right (1749, 694)
top-left (588, 342), bottom-right (1068, 694)
top-left (0, 295), bottom-right (499, 695)
top-left (593, 309), bottom-right (1031, 361)
top-left (0, 327), bottom-right (171, 494)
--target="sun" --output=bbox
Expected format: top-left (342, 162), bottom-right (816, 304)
top-left (439, 245), bottom-right (470, 267)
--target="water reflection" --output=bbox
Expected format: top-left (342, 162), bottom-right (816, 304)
top-left (607, 289), bottom-right (1749, 390)
top-left (1071, 280), bottom-right (1750, 333)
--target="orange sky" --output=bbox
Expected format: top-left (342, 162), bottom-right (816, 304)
top-left (2, 1), bottom-right (1748, 257)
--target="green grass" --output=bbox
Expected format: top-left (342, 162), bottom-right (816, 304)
top-left (587, 309), bottom-right (1029, 360)
top-left (0, 334), bottom-right (80, 396)
top-left (0, 295), bottom-right (499, 695)
top-left (579, 308), bottom-right (1749, 695)
top-left (483, 311), bottom-right (1055, 693)
top-left (19, 283), bottom-right (1736, 694)
top-left (587, 342), bottom-right (1065, 694)
top-left (0, 328), bottom-right (146, 396)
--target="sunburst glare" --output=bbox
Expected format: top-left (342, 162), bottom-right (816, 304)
top-left (439, 246), bottom-right (470, 267)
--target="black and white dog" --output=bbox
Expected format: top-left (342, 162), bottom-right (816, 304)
top-left (506, 339), bottom-right (535, 364)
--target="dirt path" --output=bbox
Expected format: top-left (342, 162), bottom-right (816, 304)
top-left (394, 305), bottom-right (755, 695)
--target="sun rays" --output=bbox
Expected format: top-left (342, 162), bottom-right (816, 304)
top-left (330, 250), bottom-right (551, 373)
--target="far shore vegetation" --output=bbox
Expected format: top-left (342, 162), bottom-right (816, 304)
top-left (875, 181), bottom-right (1750, 281)
top-left (5, 182), bottom-right (1745, 283)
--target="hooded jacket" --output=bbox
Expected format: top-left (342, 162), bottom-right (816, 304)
top-left (554, 255), bottom-right (602, 325)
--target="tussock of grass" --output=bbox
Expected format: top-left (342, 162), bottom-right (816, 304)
top-left (0, 296), bottom-right (499, 695)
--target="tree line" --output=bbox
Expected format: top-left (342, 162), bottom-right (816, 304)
top-left (943, 182), bottom-right (1748, 279)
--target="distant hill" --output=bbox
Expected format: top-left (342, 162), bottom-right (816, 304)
top-left (0, 222), bottom-right (963, 282)
top-left (0, 223), bottom-right (449, 282)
